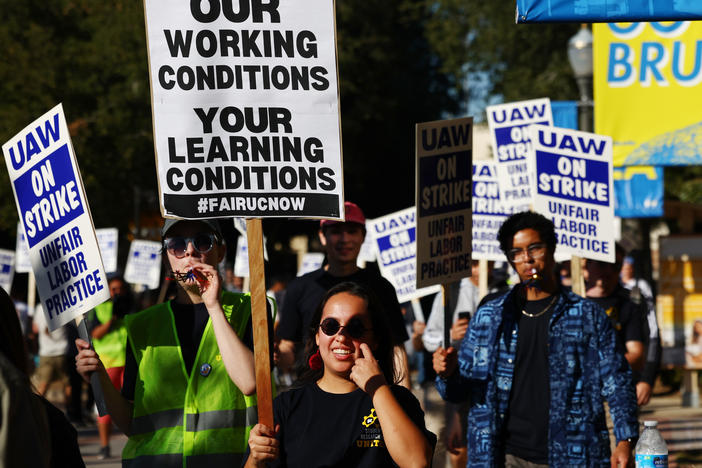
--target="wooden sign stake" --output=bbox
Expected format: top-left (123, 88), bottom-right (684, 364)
top-left (571, 255), bottom-right (585, 297)
top-left (246, 219), bottom-right (274, 427)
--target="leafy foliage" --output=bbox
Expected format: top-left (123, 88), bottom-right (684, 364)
top-left (425, 0), bottom-right (580, 117)
top-left (0, 0), bottom-right (155, 247)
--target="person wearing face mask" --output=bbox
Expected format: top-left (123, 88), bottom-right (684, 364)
top-left (76, 218), bottom-right (265, 467)
top-left (245, 282), bottom-right (435, 468)
top-left (432, 211), bottom-right (638, 467)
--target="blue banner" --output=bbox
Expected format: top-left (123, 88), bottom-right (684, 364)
top-left (613, 166), bottom-right (664, 218)
top-left (516, 0), bottom-right (702, 23)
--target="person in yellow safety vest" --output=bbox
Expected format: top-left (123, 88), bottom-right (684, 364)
top-left (87, 275), bottom-right (134, 460)
top-left (76, 218), bottom-right (269, 467)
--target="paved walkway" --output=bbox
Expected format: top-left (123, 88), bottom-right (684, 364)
top-left (64, 387), bottom-right (702, 467)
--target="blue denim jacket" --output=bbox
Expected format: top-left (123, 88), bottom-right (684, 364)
top-left (436, 287), bottom-right (638, 467)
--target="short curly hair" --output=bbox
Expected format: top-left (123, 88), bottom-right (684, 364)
top-left (497, 211), bottom-right (558, 255)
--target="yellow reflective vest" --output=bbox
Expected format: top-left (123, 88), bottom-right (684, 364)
top-left (91, 301), bottom-right (128, 369)
top-left (122, 292), bottom-right (258, 468)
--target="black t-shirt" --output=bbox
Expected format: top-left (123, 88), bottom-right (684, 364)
top-left (588, 286), bottom-right (645, 352)
top-left (277, 268), bottom-right (409, 345)
top-left (121, 301), bottom-right (255, 400)
top-left (504, 294), bottom-right (556, 464)
top-left (243, 383), bottom-right (435, 467)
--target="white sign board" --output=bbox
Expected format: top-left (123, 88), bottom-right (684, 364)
top-left (415, 118), bottom-right (473, 288)
top-left (14, 223), bottom-right (31, 273)
top-left (124, 240), bottom-right (162, 290)
top-left (2, 104), bottom-right (109, 330)
top-left (144, 0), bottom-right (344, 220)
top-left (528, 125), bottom-right (615, 262)
top-left (357, 222), bottom-right (376, 267)
top-left (472, 162), bottom-right (508, 261)
top-left (0, 249), bottom-right (15, 294)
top-left (96, 228), bottom-right (119, 273)
top-left (234, 236), bottom-right (249, 278)
top-left (368, 207), bottom-right (440, 303)
top-left (298, 252), bottom-right (325, 276)
top-left (487, 98), bottom-right (553, 213)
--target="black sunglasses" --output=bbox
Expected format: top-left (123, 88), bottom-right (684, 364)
top-left (164, 233), bottom-right (217, 259)
top-left (319, 317), bottom-right (368, 339)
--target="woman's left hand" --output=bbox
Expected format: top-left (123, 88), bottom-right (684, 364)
top-left (350, 343), bottom-right (387, 396)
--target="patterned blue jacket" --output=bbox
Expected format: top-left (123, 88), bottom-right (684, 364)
top-left (436, 287), bottom-right (638, 467)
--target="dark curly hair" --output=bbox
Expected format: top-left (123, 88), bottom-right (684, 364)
top-left (295, 282), bottom-right (400, 386)
top-left (497, 211), bottom-right (557, 256)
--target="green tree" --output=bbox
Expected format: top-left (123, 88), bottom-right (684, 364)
top-left (0, 0), bottom-right (155, 250)
top-left (425, 0), bottom-right (580, 117)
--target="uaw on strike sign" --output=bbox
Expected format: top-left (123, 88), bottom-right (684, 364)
top-left (145, 0), bottom-right (344, 220)
top-left (528, 125), bottom-right (615, 263)
top-left (2, 105), bottom-right (109, 330)
top-left (415, 117), bottom-right (473, 289)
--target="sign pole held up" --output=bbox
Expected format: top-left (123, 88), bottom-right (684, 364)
top-left (246, 219), bottom-right (273, 428)
top-left (442, 283), bottom-right (451, 349)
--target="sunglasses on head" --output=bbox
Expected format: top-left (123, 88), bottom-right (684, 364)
top-left (164, 233), bottom-right (217, 258)
top-left (319, 317), bottom-right (368, 339)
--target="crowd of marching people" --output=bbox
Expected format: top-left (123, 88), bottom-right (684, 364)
top-left (2, 203), bottom-right (664, 467)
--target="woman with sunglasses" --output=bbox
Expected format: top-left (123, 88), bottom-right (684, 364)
top-left (244, 282), bottom-right (434, 468)
top-left (76, 219), bottom-right (260, 467)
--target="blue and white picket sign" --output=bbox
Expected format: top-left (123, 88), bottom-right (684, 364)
top-left (2, 104), bottom-right (109, 331)
top-left (297, 252), bottom-right (325, 277)
top-left (14, 223), bottom-right (32, 274)
top-left (124, 240), bottom-right (162, 290)
top-left (472, 162), bottom-right (508, 261)
top-left (415, 117), bottom-right (473, 288)
top-left (367, 207), bottom-right (440, 303)
top-left (0, 249), bottom-right (15, 294)
top-left (96, 228), bottom-right (119, 274)
top-left (528, 125), bottom-right (615, 263)
top-left (487, 98), bottom-right (553, 214)
top-left (234, 235), bottom-right (249, 278)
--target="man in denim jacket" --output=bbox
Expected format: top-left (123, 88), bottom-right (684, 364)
top-left (433, 212), bottom-right (638, 467)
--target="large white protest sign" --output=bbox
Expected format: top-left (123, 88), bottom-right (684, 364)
top-left (528, 125), bottom-right (615, 263)
top-left (368, 208), bottom-right (440, 303)
top-left (416, 118), bottom-right (473, 288)
top-left (124, 240), bottom-right (162, 290)
top-left (14, 223), bottom-right (32, 273)
top-left (298, 252), bottom-right (324, 276)
top-left (2, 104), bottom-right (109, 330)
top-left (472, 162), bottom-right (508, 261)
top-left (0, 249), bottom-right (15, 294)
top-left (96, 228), bottom-right (119, 273)
top-left (487, 98), bottom-right (553, 214)
top-left (144, 0), bottom-right (344, 220)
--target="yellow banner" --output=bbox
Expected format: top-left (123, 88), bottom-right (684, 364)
top-left (594, 22), bottom-right (702, 166)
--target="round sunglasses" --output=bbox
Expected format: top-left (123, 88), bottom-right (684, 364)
top-left (319, 317), bottom-right (368, 339)
top-left (163, 233), bottom-right (217, 259)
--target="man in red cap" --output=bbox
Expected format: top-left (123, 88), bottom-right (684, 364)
top-left (276, 201), bottom-right (410, 385)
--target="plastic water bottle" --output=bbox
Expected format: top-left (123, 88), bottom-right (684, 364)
top-left (635, 420), bottom-right (668, 468)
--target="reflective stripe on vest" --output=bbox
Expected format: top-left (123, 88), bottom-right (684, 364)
top-left (185, 406), bottom-right (258, 432)
top-left (130, 408), bottom-right (184, 436)
top-left (123, 291), bottom-right (259, 466)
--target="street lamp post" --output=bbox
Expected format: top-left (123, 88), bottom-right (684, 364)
top-left (567, 24), bottom-right (594, 297)
top-left (568, 24), bottom-right (594, 133)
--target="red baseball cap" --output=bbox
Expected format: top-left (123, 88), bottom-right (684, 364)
top-left (320, 201), bottom-right (366, 228)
